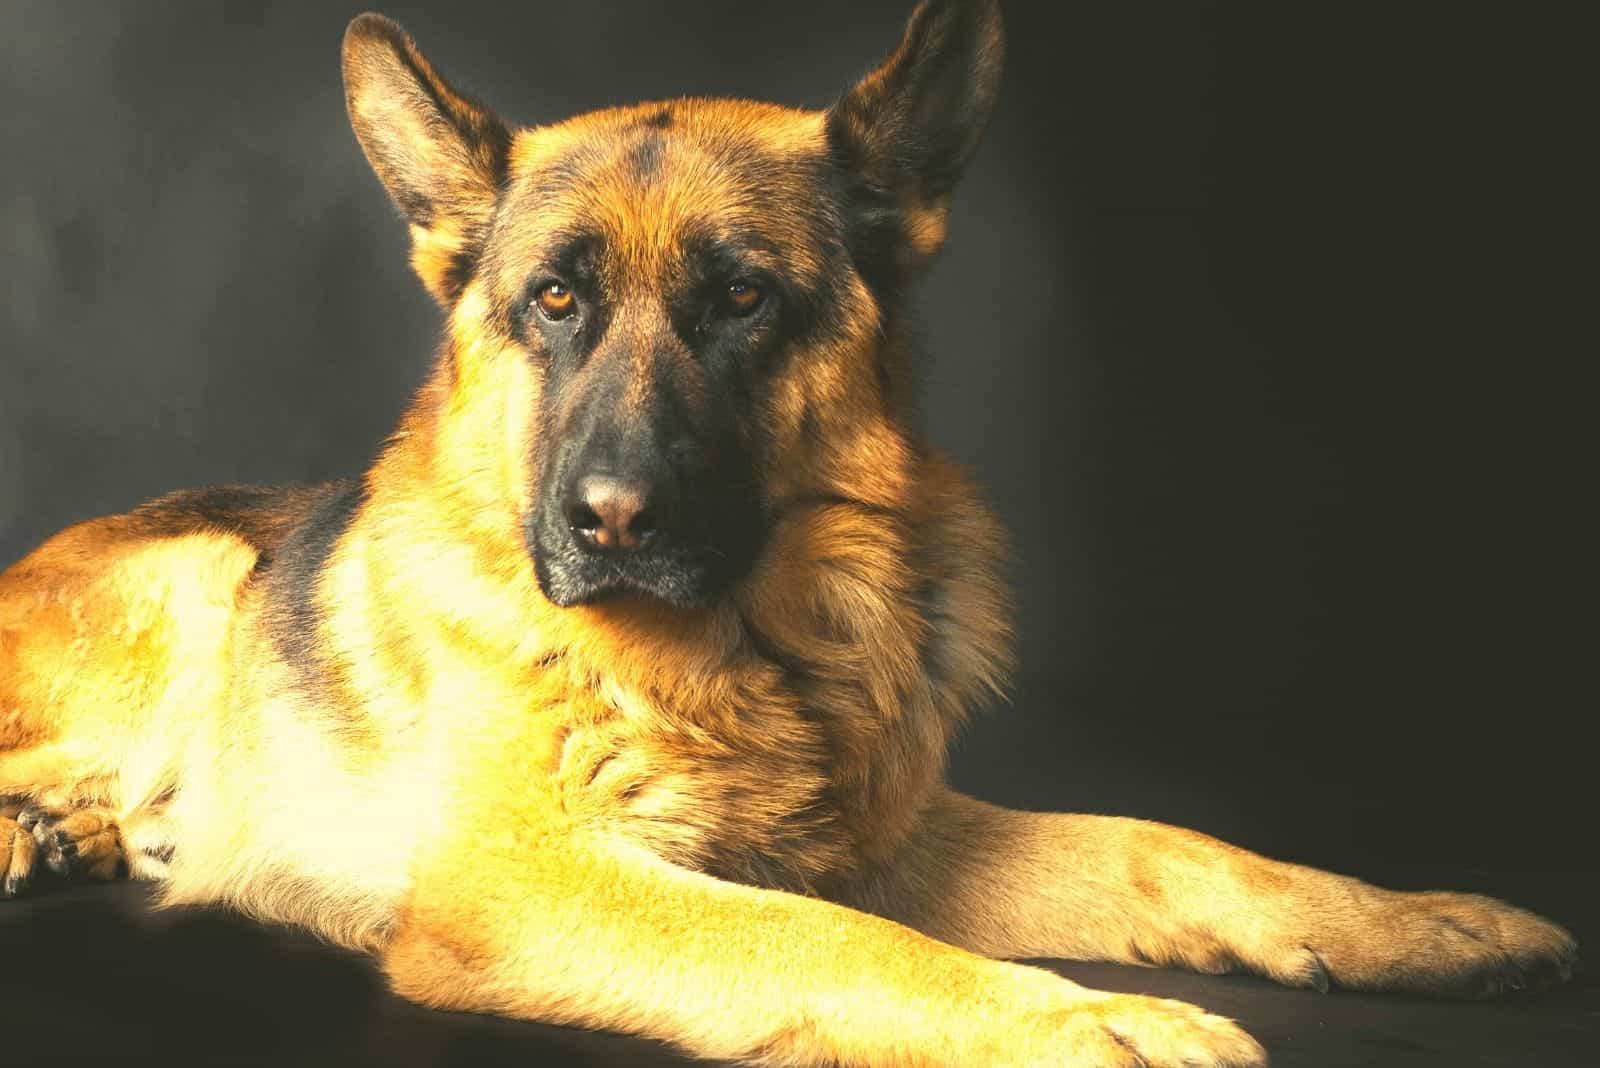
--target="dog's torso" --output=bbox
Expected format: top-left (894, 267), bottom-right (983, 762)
top-left (1, 427), bottom-right (1009, 948)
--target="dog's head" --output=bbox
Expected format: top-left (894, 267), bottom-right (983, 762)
top-left (342, 0), bottom-right (1003, 608)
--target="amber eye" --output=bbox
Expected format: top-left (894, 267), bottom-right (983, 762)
top-left (534, 282), bottom-right (577, 321)
top-left (724, 280), bottom-right (764, 317)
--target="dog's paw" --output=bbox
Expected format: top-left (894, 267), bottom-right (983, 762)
top-left (18, 805), bottom-right (129, 883)
top-left (1377, 890), bottom-right (1578, 997)
top-left (960, 964), bottom-right (1265, 1068)
top-left (1262, 886), bottom-right (1578, 998)
top-left (1051, 992), bottom-right (1266, 1067)
top-left (0, 815), bottom-right (40, 898)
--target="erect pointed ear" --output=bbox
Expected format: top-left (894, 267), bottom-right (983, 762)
top-left (827, 0), bottom-right (1005, 280)
top-left (342, 14), bottom-right (510, 305)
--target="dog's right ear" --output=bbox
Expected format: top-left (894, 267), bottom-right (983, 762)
top-left (342, 14), bottom-right (509, 305)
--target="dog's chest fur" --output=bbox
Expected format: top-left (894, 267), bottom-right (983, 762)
top-left (246, 450), bottom-right (1014, 909)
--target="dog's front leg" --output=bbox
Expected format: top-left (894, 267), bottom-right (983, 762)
top-left (842, 788), bottom-right (1578, 997)
top-left (381, 828), bottom-right (1264, 1067)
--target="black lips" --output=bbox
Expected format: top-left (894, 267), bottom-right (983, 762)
top-left (528, 483), bottom-right (763, 608)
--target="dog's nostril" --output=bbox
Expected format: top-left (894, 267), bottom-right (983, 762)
top-left (629, 509), bottom-right (657, 543)
top-left (567, 475), bottom-right (659, 553)
top-left (567, 502), bottom-right (603, 536)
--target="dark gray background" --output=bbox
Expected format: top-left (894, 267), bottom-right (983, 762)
top-left (1, 0), bottom-right (1590, 880)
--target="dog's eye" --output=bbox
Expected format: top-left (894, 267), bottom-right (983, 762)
top-left (722, 281), bottom-right (764, 318)
top-left (534, 282), bottom-right (577, 321)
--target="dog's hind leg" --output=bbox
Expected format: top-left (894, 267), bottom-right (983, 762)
top-left (839, 787), bottom-right (1579, 998)
top-left (0, 747), bottom-right (108, 898)
top-left (0, 792), bottom-right (176, 896)
top-left (0, 516), bottom-right (257, 898)
top-left (0, 802), bottom-right (39, 897)
top-left (18, 803), bottom-right (130, 883)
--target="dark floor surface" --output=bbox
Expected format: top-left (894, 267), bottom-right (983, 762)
top-left (0, 866), bottom-right (1593, 1066)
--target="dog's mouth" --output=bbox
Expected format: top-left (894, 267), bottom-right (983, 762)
top-left (534, 546), bottom-right (726, 609)
top-left (527, 506), bottom-right (750, 609)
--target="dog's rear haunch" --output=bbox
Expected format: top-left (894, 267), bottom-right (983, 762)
top-left (0, 2), bottom-right (1575, 1064)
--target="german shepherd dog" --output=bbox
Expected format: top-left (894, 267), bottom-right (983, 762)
top-left (0, 2), bottom-right (1578, 1064)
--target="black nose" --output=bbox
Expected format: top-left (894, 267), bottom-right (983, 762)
top-left (564, 474), bottom-right (663, 553)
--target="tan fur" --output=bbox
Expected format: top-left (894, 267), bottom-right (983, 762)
top-left (0, 3), bottom-right (1576, 1065)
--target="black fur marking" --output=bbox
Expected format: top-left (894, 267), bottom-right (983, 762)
top-left (126, 483), bottom-right (340, 580)
top-left (392, 187), bottom-right (435, 229)
top-left (261, 481), bottom-right (363, 706)
top-left (623, 131), bottom-right (666, 182)
top-left (548, 232), bottom-right (605, 293)
top-left (642, 107), bottom-right (673, 130)
top-left (440, 234), bottom-right (483, 302)
top-left (130, 484), bottom-right (312, 543)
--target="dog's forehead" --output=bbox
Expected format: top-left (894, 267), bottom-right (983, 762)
top-left (494, 99), bottom-right (834, 278)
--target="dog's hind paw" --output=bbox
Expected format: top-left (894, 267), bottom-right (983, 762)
top-left (18, 805), bottom-right (129, 883)
top-left (0, 814), bottom-right (40, 898)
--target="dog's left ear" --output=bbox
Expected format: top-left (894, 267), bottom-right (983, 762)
top-left (342, 13), bottom-right (510, 305)
top-left (827, 0), bottom-right (1005, 278)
